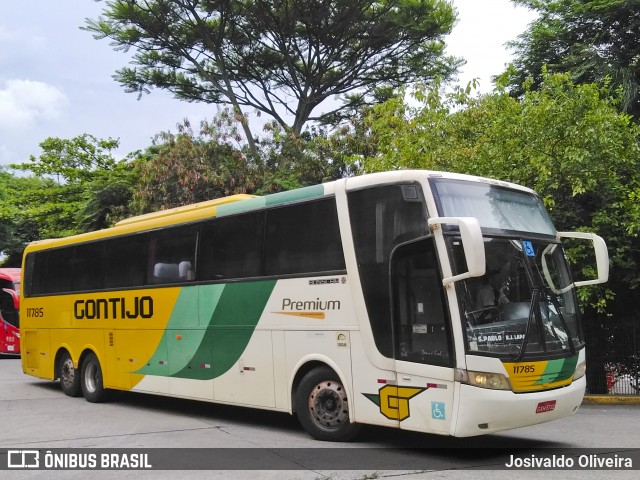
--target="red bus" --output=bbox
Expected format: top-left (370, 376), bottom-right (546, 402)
top-left (0, 268), bottom-right (20, 355)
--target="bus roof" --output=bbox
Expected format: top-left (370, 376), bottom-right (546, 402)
top-left (22, 183), bottom-right (329, 252)
top-left (342, 169), bottom-right (535, 195)
top-left (24, 194), bottom-right (258, 251)
top-left (22, 170), bottom-right (537, 253)
top-left (115, 194), bottom-right (257, 227)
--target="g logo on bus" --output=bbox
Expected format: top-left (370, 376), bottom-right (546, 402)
top-left (363, 385), bottom-right (426, 421)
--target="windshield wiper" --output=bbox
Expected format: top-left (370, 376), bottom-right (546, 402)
top-left (515, 286), bottom-right (539, 361)
top-left (543, 286), bottom-right (576, 356)
top-left (515, 247), bottom-right (576, 361)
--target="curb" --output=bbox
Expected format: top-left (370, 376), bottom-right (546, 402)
top-left (583, 395), bottom-right (640, 405)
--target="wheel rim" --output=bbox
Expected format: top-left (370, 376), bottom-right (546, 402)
top-left (307, 380), bottom-right (349, 429)
top-left (84, 362), bottom-right (98, 393)
top-left (61, 358), bottom-right (75, 389)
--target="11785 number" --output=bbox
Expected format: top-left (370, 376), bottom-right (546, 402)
top-left (513, 364), bottom-right (536, 374)
top-left (26, 307), bottom-right (44, 318)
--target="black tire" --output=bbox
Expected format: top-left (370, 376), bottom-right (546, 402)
top-left (295, 366), bottom-right (360, 442)
top-left (80, 352), bottom-right (109, 403)
top-left (58, 350), bottom-right (81, 397)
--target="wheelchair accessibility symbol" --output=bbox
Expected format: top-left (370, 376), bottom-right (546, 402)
top-left (522, 240), bottom-right (536, 257)
top-left (431, 401), bottom-right (446, 420)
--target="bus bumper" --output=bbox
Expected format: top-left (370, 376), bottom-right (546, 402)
top-left (452, 376), bottom-right (586, 437)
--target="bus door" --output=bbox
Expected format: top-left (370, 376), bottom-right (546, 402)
top-left (390, 237), bottom-right (456, 434)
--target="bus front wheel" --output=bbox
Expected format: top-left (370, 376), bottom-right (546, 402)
top-left (295, 366), bottom-right (360, 442)
top-left (59, 351), bottom-right (81, 397)
top-left (80, 352), bottom-right (109, 403)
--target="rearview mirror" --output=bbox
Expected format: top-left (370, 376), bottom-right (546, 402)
top-left (558, 231), bottom-right (609, 287)
top-left (428, 217), bottom-right (486, 286)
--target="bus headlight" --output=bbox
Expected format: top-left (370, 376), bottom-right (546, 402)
top-left (455, 369), bottom-right (511, 391)
top-left (573, 361), bottom-right (586, 380)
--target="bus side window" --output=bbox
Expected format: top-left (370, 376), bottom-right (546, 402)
top-left (104, 234), bottom-right (148, 288)
top-left (198, 212), bottom-right (265, 281)
top-left (31, 249), bottom-right (73, 294)
top-left (148, 226), bottom-right (198, 285)
top-left (264, 198), bottom-right (345, 276)
top-left (71, 242), bottom-right (105, 292)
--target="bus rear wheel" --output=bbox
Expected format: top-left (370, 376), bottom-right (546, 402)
top-left (80, 352), bottom-right (109, 403)
top-left (59, 351), bottom-right (81, 397)
top-left (295, 366), bottom-right (360, 442)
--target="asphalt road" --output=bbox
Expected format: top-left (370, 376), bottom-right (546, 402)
top-left (0, 356), bottom-right (638, 480)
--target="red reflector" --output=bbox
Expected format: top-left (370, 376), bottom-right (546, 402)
top-left (377, 379), bottom-right (387, 384)
top-left (536, 400), bottom-right (556, 414)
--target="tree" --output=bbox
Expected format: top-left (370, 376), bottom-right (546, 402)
top-left (505, 0), bottom-right (640, 117)
top-left (77, 162), bottom-right (136, 231)
top-left (132, 100), bottom-right (376, 213)
top-left (12, 135), bottom-right (119, 183)
top-left (258, 120), bottom-right (364, 192)
top-left (0, 169), bottom-right (55, 266)
top-left (131, 118), bottom-right (263, 213)
top-left (10, 134), bottom-right (133, 237)
top-left (84, 0), bottom-right (461, 155)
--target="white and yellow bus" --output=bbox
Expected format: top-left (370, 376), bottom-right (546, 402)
top-left (20, 170), bottom-right (608, 441)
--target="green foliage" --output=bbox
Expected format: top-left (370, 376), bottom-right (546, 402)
top-left (85, 0), bottom-right (461, 152)
top-left (258, 121), bottom-right (361, 194)
top-left (3, 135), bottom-right (134, 263)
top-left (12, 134), bottom-right (119, 183)
top-left (506, 0), bottom-right (640, 117)
top-left (0, 169), bottom-right (57, 266)
top-left (130, 117), bottom-right (263, 213)
top-left (358, 73), bottom-right (640, 314)
top-left (130, 111), bottom-right (362, 213)
top-left (77, 162), bottom-right (136, 231)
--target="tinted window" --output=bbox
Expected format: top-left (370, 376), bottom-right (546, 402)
top-left (199, 212), bottom-right (265, 281)
top-left (148, 226), bottom-right (198, 284)
top-left (392, 238), bottom-right (453, 366)
top-left (348, 184), bottom-right (429, 357)
top-left (25, 196), bottom-right (346, 295)
top-left (31, 248), bottom-right (73, 294)
top-left (264, 199), bottom-right (345, 276)
top-left (71, 242), bottom-right (105, 292)
top-left (104, 235), bottom-right (148, 288)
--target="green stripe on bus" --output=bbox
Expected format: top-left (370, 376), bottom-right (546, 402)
top-left (535, 356), bottom-right (578, 385)
top-left (136, 284), bottom-right (225, 376)
top-left (172, 280), bottom-right (277, 380)
top-left (216, 184), bottom-right (325, 217)
top-left (264, 184), bottom-right (325, 206)
top-left (216, 197), bottom-right (267, 217)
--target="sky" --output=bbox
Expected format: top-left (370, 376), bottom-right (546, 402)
top-left (0, 0), bottom-right (538, 168)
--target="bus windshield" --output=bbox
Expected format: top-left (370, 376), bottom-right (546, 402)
top-left (431, 178), bottom-right (582, 359)
top-left (452, 237), bottom-right (582, 358)
top-left (431, 178), bottom-right (557, 236)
